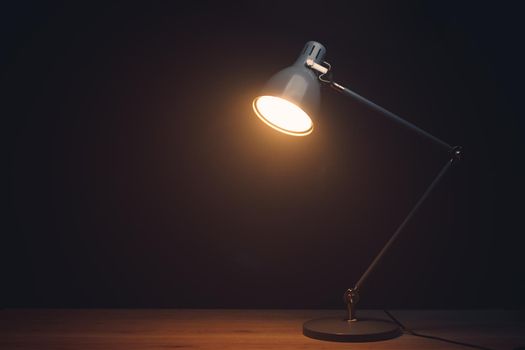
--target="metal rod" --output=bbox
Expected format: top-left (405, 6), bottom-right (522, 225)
top-left (354, 157), bottom-right (454, 291)
top-left (331, 82), bottom-right (453, 150)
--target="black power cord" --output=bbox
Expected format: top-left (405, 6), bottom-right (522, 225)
top-left (383, 310), bottom-right (496, 350)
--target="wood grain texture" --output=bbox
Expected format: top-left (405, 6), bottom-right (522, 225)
top-left (1, 309), bottom-right (523, 349)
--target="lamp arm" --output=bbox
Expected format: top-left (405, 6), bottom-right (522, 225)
top-left (319, 79), bottom-right (463, 321)
top-left (325, 79), bottom-right (463, 285)
top-left (329, 81), bottom-right (453, 150)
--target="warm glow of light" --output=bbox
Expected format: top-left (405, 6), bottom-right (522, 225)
top-left (253, 96), bottom-right (313, 136)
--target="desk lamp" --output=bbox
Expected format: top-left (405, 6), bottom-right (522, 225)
top-left (252, 41), bottom-right (462, 342)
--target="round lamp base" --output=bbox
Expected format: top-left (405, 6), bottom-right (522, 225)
top-left (303, 317), bottom-right (402, 342)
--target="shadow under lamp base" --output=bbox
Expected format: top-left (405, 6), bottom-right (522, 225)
top-left (303, 317), bottom-right (401, 342)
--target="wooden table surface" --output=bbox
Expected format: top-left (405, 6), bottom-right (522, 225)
top-left (1, 309), bottom-right (524, 349)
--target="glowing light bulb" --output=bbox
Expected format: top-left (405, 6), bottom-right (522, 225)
top-left (253, 96), bottom-right (313, 136)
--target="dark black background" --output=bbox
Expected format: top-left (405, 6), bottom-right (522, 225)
top-left (4, 1), bottom-right (524, 309)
